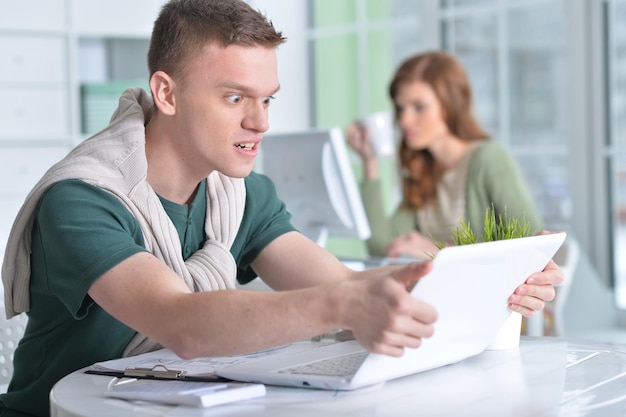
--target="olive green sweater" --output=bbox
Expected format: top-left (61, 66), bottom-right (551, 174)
top-left (361, 140), bottom-right (543, 256)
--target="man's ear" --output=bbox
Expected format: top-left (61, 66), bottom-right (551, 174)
top-left (149, 71), bottom-right (176, 116)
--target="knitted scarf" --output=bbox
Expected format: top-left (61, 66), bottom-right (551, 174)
top-left (1, 88), bottom-right (246, 356)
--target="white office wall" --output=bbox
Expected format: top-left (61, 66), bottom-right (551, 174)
top-left (71, 0), bottom-right (164, 36)
top-left (0, 0), bottom-right (166, 250)
top-left (249, 0), bottom-right (311, 132)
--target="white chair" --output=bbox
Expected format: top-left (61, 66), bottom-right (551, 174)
top-left (550, 236), bottom-right (580, 336)
top-left (0, 307), bottom-right (27, 394)
top-left (0, 237), bottom-right (28, 393)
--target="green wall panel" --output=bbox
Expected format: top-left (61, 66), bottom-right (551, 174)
top-left (313, 35), bottom-right (360, 128)
top-left (312, 0), bottom-right (357, 27)
top-left (367, 29), bottom-right (394, 114)
top-left (310, 0), bottom-right (400, 259)
top-left (367, 0), bottom-right (390, 19)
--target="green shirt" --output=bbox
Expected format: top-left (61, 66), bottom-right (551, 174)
top-left (0, 171), bottom-right (295, 417)
top-left (362, 140), bottom-right (543, 256)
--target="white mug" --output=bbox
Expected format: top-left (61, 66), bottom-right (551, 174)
top-left (360, 111), bottom-right (395, 157)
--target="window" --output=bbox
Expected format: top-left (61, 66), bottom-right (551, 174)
top-left (440, 0), bottom-right (571, 231)
top-left (606, 0), bottom-right (626, 307)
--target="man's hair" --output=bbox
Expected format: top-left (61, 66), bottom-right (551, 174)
top-left (148, 0), bottom-right (286, 80)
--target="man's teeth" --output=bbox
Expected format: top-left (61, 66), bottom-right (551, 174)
top-left (235, 143), bottom-right (255, 150)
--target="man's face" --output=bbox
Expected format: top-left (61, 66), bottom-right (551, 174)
top-left (172, 43), bottom-right (280, 179)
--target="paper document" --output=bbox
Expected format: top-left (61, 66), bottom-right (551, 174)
top-left (89, 348), bottom-right (226, 380)
top-left (105, 378), bottom-right (265, 407)
top-left (88, 343), bottom-right (315, 380)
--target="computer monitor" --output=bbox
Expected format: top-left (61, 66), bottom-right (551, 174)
top-left (258, 127), bottom-right (371, 247)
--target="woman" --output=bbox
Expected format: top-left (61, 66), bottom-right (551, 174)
top-left (347, 51), bottom-right (543, 259)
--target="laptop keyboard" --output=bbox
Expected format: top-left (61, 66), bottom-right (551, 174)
top-left (275, 351), bottom-right (368, 377)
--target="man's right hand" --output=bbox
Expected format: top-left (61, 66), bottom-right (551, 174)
top-left (338, 262), bottom-right (438, 357)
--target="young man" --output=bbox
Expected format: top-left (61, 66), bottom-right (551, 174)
top-left (0, 1), bottom-right (563, 416)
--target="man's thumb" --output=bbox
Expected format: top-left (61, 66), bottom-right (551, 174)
top-left (392, 261), bottom-right (433, 291)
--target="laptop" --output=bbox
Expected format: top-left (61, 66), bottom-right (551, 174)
top-left (217, 232), bottom-right (567, 390)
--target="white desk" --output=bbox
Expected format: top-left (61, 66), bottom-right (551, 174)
top-left (50, 337), bottom-right (626, 417)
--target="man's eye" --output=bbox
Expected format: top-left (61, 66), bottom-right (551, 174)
top-left (262, 96), bottom-right (275, 106)
top-left (227, 94), bottom-right (243, 104)
top-left (414, 104), bottom-right (427, 113)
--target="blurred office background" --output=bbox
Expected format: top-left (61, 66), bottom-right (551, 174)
top-left (1, 0), bottom-right (626, 339)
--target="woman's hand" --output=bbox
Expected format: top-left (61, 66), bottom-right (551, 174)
top-left (386, 231), bottom-right (440, 260)
top-left (346, 122), bottom-right (377, 161)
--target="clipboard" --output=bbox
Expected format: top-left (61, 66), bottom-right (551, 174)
top-left (124, 364), bottom-right (188, 379)
top-left (85, 366), bottom-right (230, 382)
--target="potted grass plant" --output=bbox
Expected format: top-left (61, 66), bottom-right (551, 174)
top-left (437, 203), bottom-right (538, 249)
top-left (431, 204), bottom-right (542, 349)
